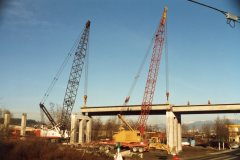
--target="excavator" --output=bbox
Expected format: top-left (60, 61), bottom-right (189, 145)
top-left (37, 20), bottom-right (91, 141)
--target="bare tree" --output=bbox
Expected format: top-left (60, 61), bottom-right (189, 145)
top-left (214, 116), bottom-right (231, 142)
top-left (105, 117), bottom-right (118, 138)
top-left (48, 102), bottom-right (62, 124)
top-left (92, 117), bottom-right (103, 140)
top-left (201, 122), bottom-right (212, 138)
top-left (182, 124), bottom-right (189, 134)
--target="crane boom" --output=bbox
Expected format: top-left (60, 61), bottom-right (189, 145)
top-left (39, 103), bottom-right (57, 126)
top-left (117, 114), bottom-right (135, 131)
top-left (137, 7), bottom-right (167, 135)
top-left (60, 20), bottom-right (91, 130)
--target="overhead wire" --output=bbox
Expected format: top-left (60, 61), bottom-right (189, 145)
top-left (187, 0), bottom-right (239, 28)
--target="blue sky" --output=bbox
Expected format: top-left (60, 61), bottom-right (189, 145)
top-left (0, 0), bottom-right (240, 124)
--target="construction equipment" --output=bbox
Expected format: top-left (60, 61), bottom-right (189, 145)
top-left (60, 20), bottom-right (90, 130)
top-left (113, 114), bottom-right (141, 143)
top-left (149, 137), bottom-right (170, 154)
top-left (39, 20), bottom-right (91, 140)
top-left (137, 6), bottom-right (168, 136)
top-left (104, 7), bottom-right (168, 153)
top-left (99, 114), bottom-right (148, 153)
top-left (187, 0), bottom-right (240, 28)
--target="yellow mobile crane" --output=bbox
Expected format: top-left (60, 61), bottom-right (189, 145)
top-left (113, 114), bottom-right (141, 143)
top-left (114, 115), bottom-right (170, 153)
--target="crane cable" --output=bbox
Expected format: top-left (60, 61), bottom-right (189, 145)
top-left (40, 30), bottom-right (84, 123)
top-left (118, 19), bottom-right (166, 129)
top-left (40, 31), bottom-right (83, 104)
top-left (123, 21), bottom-right (164, 106)
top-left (165, 19), bottom-right (169, 103)
top-left (123, 39), bottom-right (154, 106)
top-left (83, 32), bottom-right (90, 107)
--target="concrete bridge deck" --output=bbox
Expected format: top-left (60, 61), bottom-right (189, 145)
top-left (81, 103), bottom-right (240, 116)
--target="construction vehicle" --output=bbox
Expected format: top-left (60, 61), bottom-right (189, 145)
top-left (114, 114), bottom-right (141, 143)
top-left (99, 114), bottom-right (148, 153)
top-left (149, 137), bottom-right (170, 154)
top-left (38, 20), bottom-right (91, 141)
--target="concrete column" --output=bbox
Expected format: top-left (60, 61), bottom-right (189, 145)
top-left (166, 111), bottom-right (169, 145)
top-left (177, 114), bottom-right (182, 152)
top-left (173, 114), bottom-right (178, 154)
top-left (86, 118), bottom-right (92, 143)
top-left (71, 113), bottom-right (92, 144)
top-left (4, 113), bottom-right (10, 130)
top-left (78, 119), bottom-right (84, 143)
top-left (166, 111), bottom-right (174, 152)
top-left (70, 114), bottom-right (77, 144)
top-left (20, 113), bottom-right (27, 137)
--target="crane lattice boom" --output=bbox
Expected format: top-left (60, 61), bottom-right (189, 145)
top-left (137, 7), bottom-right (167, 135)
top-left (60, 21), bottom-right (91, 130)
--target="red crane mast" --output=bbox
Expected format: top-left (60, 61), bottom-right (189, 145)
top-left (137, 7), bottom-right (167, 135)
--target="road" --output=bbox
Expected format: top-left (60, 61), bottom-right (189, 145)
top-left (186, 148), bottom-right (240, 160)
top-left (142, 148), bottom-right (240, 160)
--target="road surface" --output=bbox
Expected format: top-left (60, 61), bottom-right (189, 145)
top-left (186, 148), bottom-right (240, 160)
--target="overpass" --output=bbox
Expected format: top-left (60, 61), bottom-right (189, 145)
top-left (81, 103), bottom-right (240, 116)
top-left (70, 103), bottom-right (240, 154)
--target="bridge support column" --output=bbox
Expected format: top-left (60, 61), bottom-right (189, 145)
top-left (166, 111), bottom-right (174, 152)
top-left (78, 119), bottom-right (84, 143)
top-left (86, 118), bottom-right (92, 143)
top-left (4, 113), bottom-right (10, 130)
top-left (20, 113), bottom-right (27, 137)
top-left (177, 114), bottom-right (182, 152)
top-left (70, 114), bottom-right (77, 144)
top-left (166, 111), bottom-right (182, 154)
top-left (70, 113), bottom-right (92, 144)
top-left (173, 114), bottom-right (178, 153)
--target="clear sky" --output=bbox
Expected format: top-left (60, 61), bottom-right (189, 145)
top-left (0, 0), bottom-right (240, 124)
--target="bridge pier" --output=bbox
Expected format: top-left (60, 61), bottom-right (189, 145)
top-left (166, 110), bottom-right (182, 154)
top-left (4, 113), bottom-right (10, 130)
top-left (20, 113), bottom-right (27, 137)
top-left (70, 113), bottom-right (92, 144)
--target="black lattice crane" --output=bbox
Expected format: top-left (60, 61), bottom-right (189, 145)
top-left (60, 21), bottom-right (90, 130)
top-left (40, 20), bottom-right (91, 131)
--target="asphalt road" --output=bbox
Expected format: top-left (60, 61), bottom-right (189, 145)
top-left (142, 148), bottom-right (240, 160)
top-left (186, 148), bottom-right (240, 160)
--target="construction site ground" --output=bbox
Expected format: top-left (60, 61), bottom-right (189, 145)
top-left (0, 138), bottom-right (226, 160)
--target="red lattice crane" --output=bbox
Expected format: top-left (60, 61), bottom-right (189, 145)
top-left (137, 7), bottom-right (167, 135)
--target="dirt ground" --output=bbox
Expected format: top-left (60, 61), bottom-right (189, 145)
top-left (0, 138), bottom-right (113, 160)
top-left (178, 146), bottom-right (217, 159)
top-left (0, 138), bottom-right (218, 160)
